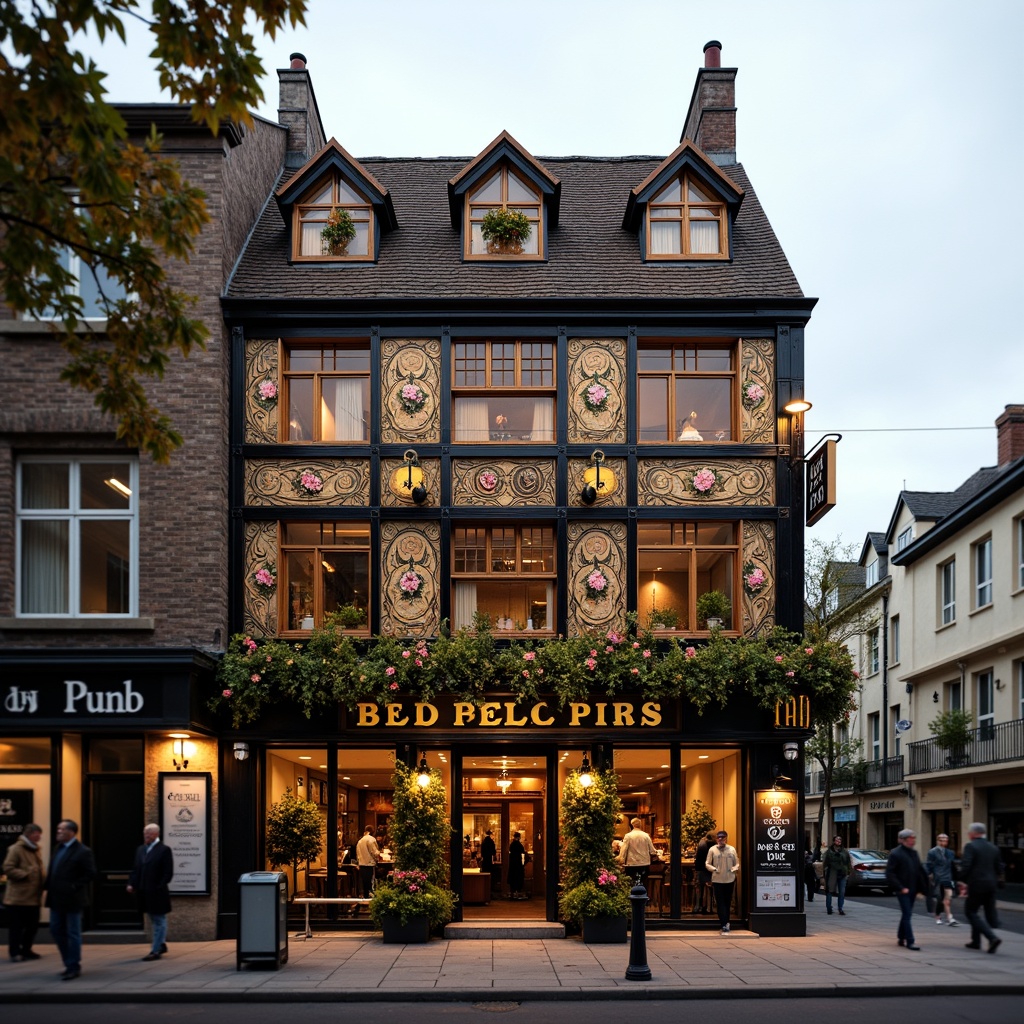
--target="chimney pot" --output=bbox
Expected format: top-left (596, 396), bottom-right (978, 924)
top-left (289, 52), bottom-right (307, 69)
top-left (703, 40), bottom-right (722, 68)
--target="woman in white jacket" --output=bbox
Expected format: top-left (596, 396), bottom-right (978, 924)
top-left (706, 830), bottom-right (739, 933)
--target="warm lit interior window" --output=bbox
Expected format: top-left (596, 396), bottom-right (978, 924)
top-left (283, 344), bottom-right (370, 442)
top-left (453, 340), bottom-right (555, 441)
top-left (280, 522), bottom-right (370, 633)
top-left (637, 344), bottom-right (734, 442)
top-left (294, 174), bottom-right (373, 260)
top-left (646, 172), bottom-right (726, 259)
top-left (637, 521), bottom-right (737, 632)
top-left (452, 525), bottom-right (555, 632)
top-left (465, 165), bottom-right (543, 258)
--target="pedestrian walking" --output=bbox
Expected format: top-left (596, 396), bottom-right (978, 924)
top-left (126, 823), bottom-right (174, 961)
top-left (958, 822), bottom-right (1004, 954)
top-left (3, 823), bottom-right (45, 962)
top-left (822, 835), bottom-right (851, 916)
top-left (616, 817), bottom-right (658, 889)
top-left (355, 826), bottom-right (381, 906)
top-left (706, 829), bottom-right (739, 933)
top-left (926, 833), bottom-right (959, 927)
top-left (885, 828), bottom-right (929, 951)
top-left (43, 819), bottom-right (97, 980)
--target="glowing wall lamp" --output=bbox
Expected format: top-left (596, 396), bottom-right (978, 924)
top-left (578, 753), bottom-right (593, 788)
top-left (581, 450), bottom-right (617, 505)
top-left (389, 449), bottom-right (428, 504)
top-left (233, 741), bottom-right (250, 761)
top-left (169, 733), bottom-right (193, 771)
top-left (416, 754), bottom-right (431, 788)
top-left (496, 768), bottom-right (512, 792)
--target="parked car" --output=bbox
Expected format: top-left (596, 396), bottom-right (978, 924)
top-left (814, 849), bottom-right (892, 894)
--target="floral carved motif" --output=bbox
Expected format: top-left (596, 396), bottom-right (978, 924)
top-left (567, 338), bottom-right (627, 444)
top-left (380, 522), bottom-right (440, 638)
top-left (739, 337), bottom-right (775, 444)
top-left (451, 459), bottom-right (556, 507)
top-left (381, 338), bottom-right (441, 443)
top-left (742, 520), bottom-right (776, 634)
top-left (242, 520), bottom-right (279, 637)
top-left (243, 459), bottom-right (370, 506)
top-left (566, 522), bottom-right (627, 637)
top-left (637, 459), bottom-right (775, 506)
top-left (244, 338), bottom-right (279, 444)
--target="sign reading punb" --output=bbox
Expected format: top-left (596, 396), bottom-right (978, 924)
top-left (2, 678), bottom-right (158, 720)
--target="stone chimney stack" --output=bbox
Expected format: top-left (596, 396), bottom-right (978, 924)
top-left (680, 40), bottom-right (737, 166)
top-left (995, 404), bottom-right (1024, 466)
top-left (277, 52), bottom-right (326, 168)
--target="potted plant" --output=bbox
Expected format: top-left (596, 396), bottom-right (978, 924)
top-left (480, 207), bottom-right (531, 255)
top-left (647, 607), bottom-right (679, 631)
top-left (558, 763), bottom-right (630, 942)
top-left (265, 788), bottom-right (324, 895)
top-left (320, 207), bottom-right (356, 256)
top-left (696, 590), bottom-right (731, 630)
top-left (679, 798), bottom-right (716, 856)
top-left (334, 604), bottom-right (366, 629)
top-left (369, 759), bottom-right (456, 941)
top-left (929, 708), bottom-right (974, 767)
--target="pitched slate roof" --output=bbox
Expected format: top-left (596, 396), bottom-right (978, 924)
top-left (226, 156), bottom-right (804, 301)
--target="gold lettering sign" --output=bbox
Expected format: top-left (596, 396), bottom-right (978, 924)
top-left (774, 695), bottom-right (811, 729)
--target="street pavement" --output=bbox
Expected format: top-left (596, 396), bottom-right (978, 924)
top-left (2, 898), bottom-right (1021, 1003)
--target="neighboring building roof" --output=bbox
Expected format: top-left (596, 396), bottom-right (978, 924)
top-left (225, 155), bottom-right (806, 302)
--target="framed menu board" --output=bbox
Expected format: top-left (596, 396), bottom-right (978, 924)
top-left (159, 772), bottom-right (211, 896)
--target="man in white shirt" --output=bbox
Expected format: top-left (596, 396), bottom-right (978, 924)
top-left (706, 830), bottom-right (739, 933)
top-left (355, 827), bottom-right (381, 902)
top-left (617, 817), bottom-right (658, 887)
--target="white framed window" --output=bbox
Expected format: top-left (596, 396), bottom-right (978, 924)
top-left (940, 559), bottom-right (956, 625)
top-left (869, 712), bottom-right (880, 762)
top-left (824, 586), bottom-right (839, 616)
top-left (865, 560), bottom-right (878, 588)
top-left (973, 536), bottom-right (993, 609)
top-left (1016, 516), bottom-right (1024, 590)
top-left (16, 457), bottom-right (138, 616)
top-left (897, 526), bottom-right (913, 552)
top-left (868, 628), bottom-right (880, 675)
top-left (890, 614), bottom-right (900, 665)
top-left (891, 703), bottom-right (902, 757)
top-left (948, 679), bottom-right (962, 712)
top-left (976, 669), bottom-right (995, 739)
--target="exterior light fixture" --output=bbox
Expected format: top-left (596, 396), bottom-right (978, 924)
top-left (169, 733), bottom-right (191, 771)
top-left (782, 741), bottom-right (799, 762)
top-left (496, 768), bottom-right (512, 791)
top-left (783, 399), bottom-right (812, 466)
top-left (578, 753), bottom-right (593, 788)
top-left (233, 741), bottom-right (249, 762)
top-left (783, 399), bottom-right (812, 415)
top-left (933, 691), bottom-right (940, 703)
top-left (581, 450), bottom-right (617, 505)
top-left (416, 754), bottom-right (431, 788)
top-left (389, 448), bottom-right (428, 504)
top-left (771, 771), bottom-right (791, 792)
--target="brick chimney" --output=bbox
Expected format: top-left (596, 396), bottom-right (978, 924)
top-left (995, 404), bottom-right (1024, 466)
top-left (680, 40), bottom-right (737, 166)
top-left (277, 52), bottom-right (327, 168)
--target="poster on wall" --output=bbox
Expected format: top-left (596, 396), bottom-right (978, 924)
top-left (753, 788), bottom-right (799, 910)
top-left (756, 875), bottom-right (797, 905)
top-left (0, 789), bottom-right (34, 863)
top-left (159, 772), bottom-right (211, 896)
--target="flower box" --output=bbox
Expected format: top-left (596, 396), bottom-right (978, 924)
top-left (380, 913), bottom-right (430, 944)
top-left (581, 914), bottom-right (628, 944)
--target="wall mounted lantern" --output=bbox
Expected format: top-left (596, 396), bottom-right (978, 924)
top-left (389, 448), bottom-right (428, 504)
top-left (581, 450), bottom-right (617, 504)
top-left (233, 741), bottom-right (250, 761)
top-left (169, 733), bottom-right (192, 771)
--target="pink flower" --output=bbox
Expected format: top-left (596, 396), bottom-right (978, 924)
top-left (632, 642), bottom-right (640, 649)
top-left (402, 650), bottom-right (411, 658)
top-left (389, 681), bottom-right (399, 690)
top-left (399, 570), bottom-right (421, 595)
top-left (744, 567), bottom-right (766, 590)
top-left (685, 647), bottom-right (697, 659)
top-left (605, 645), bottom-right (615, 653)
top-left (805, 647), bottom-right (814, 655)
top-left (586, 383), bottom-right (608, 407)
top-left (536, 667), bottom-right (544, 675)
top-left (523, 651), bottom-right (536, 661)
top-left (250, 674), bottom-right (261, 683)
top-left (590, 649), bottom-right (598, 658)
top-left (786, 671), bottom-right (795, 678)
top-left (631, 667), bottom-right (640, 675)
top-left (643, 649), bottom-right (652, 659)
top-left (852, 670), bottom-right (860, 679)
top-left (244, 637), bottom-right (257, 653)
top-left (774, 655), bottom-right (784, 663)
top-left (586, 570), bottom-right (607, 593)
top-left (606, 631), bottom-right (623, 644)
top-left (258, 380), bottom-right (278, 401)
top-left (522, 670), bottom-right (531, 678)
top-left (385, 666), bottom-right (396, 677)
top-left (266, 654), bottom-right (273, 663)
top-left (401, 383), bottom-right (424, 403)
top-left (415, 658), bottom-right (423, 667)
top-left (693, 468), bottom-right (716, 493)
top-left (586, 658), bottom-right (597, 670)
top-left (254, 567), bottom-right (276, 588)
top-left (745, 382), bottom-right (765, 404)
top-left (300, 471), bottom-right (323, 493)
top-left (222, 689), bottom-right (232, 698)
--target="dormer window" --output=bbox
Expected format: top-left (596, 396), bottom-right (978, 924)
top-left (294, 174), bottom-right (373, 261)
top-left (647, 172), bottom-right (726, 259)
top-left (466, 165), bottom-right (543, 259)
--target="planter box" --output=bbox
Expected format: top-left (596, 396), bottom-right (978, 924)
top-left (582, 914), bottom-right (628, 944)
top-left (380, 914), bottom-right (430, 944)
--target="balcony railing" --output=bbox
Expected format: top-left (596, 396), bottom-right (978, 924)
top-left (907, 717), bottom-right (1024, 775)
top-left (804, 755), bottom-right (904, 795)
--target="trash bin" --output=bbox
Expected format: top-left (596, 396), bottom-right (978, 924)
top-left (237, 871), bottom-right (289, 969)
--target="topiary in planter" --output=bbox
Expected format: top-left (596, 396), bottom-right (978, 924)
top-left (321, 207), bottom-right (356, 255)
top-left (696, 589), bottom-right (731, 629)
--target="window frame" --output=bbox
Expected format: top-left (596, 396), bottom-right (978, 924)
top-left (890, 614), bottom-right (900, 666)
top-left (972, 535), bottom-right (993, 610)
top-left (636, 342), bottom-right (737, 443)
top-left (865, 560), bottom-right (878, 588)
top-left (291, 172), bottom-right (375, 263)
top-left (940, 558), bottom-right (956, 626)
top-left (868, 712), bottom-right (881, 762)
top-left (15, 456), bottom-right (139, 618)
top-left (644, 170), bottom-right (728, 261)
top-left (867, 628), bottom-right (880, 675)
top-left (280, 341), bottom-right (371, 443)
top-left (463, 163), bottom-right (544, 261)
top-left (896, 526), bottom-right (913, 552)
top-left (976, 669), bottom-right (995, 740)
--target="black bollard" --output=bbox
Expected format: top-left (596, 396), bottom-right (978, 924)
top-left (625, 878), bottom-right (652, 980)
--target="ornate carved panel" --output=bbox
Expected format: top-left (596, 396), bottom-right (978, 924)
top-left (451, 459), bottom-right (557, 507)
top-left (566, 522), bottom-right (627, 637)
top-left (740, 337), bottom-right (775, 444)
top-left (567, 456), bottom-right (627, 507)
top-left (244, 338), bottom-right (280, 444)
top-left (381, 338), bottom-right (442, 443)
top-left (637, 459), bottom-right (775, 506)
top-left (567, 338), bottom-right (627, 444)
top-left (380, 522), bottom-right (441, 638)
top-left (380, 457), bottom-right (441, 507)
top-left (242, 520), bottom-right (279, 637)
top-left (243, 459), bottom-right (371, 506)
top-left (742, 519), bottom-right (776, 634)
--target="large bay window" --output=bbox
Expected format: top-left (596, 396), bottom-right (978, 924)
top-left (637, 521), bottom-right (737, 632)
top-left (453, 340), bottom-right (555, 442)
top-left (17, 458), bottom-right (137, 616)
top-left (452, 525), bottom-right (555, 632)
top-left (280, 522), bottom-right (370, 633)
top-left (637, 344), bottom-right (735, 442)
top-left (283, 344), bottom-right (370, 442)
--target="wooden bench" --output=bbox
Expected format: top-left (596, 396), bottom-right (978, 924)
top-left (293, 897), bottom-right (372, 938)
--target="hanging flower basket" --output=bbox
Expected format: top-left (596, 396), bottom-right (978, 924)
top-left (743, 561), bottom-right (767, 594)
top-left (481, 207), bottom-right (531, 255)
top-left (689, 467), bottom-right (718, 496)
top-left (399, 381), bottom-right (427, 415)
top-left (293, 470), bottom-right (324, 496)
top-left (585, 569), bottom-right (609, 601)
top-left (399, 569), bottom-right (423, 601)
top-left (254, 379), bottom-right (278, 409)
top-left (741, 379), bottom-right (767, 410)
top-left (253, 563), bottom-right (277, 596)
top-left (320, 208), bottom-right (356, 256)
top-left (582, 380), bottom-right (609, 413)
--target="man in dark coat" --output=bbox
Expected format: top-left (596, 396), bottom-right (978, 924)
top-left (127, 823), bottom-right (174, 961)
top-left (958, 821), bottom-right (1003, 954)
top-left (44, 819), bottom-right (97, 980)
top-left (886, 828), bottom-right (930, 950)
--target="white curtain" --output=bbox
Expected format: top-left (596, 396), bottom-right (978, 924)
top-left (454, 582), bottom-right (478, 629)
top-left (321, 379), bottom-right (365, 441)
top-left (530, 399), bottom-right (554, 441)
top-left (690, 220), bottom-right (719, 254)
top-left (21, 520), bottom-right (69, 613)
top-left (301, 220), bottom-right (323, 256)
top-left (650, 222), bottom-right (679, 254)
top-left (455, 399), bottom-right (490, 442)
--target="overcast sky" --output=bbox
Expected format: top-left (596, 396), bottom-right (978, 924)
top-left (77, 0), bottom-right (1023, 554)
